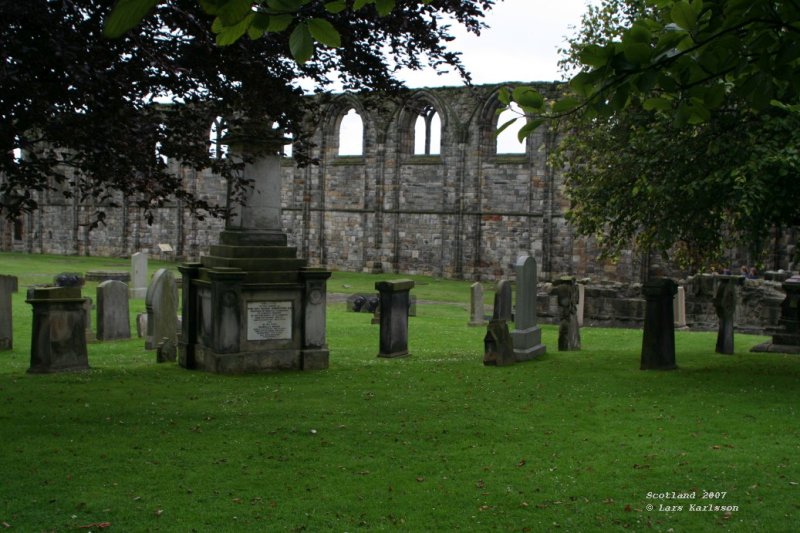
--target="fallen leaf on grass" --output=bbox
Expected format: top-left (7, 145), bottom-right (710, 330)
top-left (624, 504), bottom-right (632, 512)
top-left (2, 523), bottom-right (10, 529)
top-left (78, 523), bottom-right (111, 529)
top-left (516, 459), bottom-right (526, 467)
top-left (415, 476), bottom-right (425, 482)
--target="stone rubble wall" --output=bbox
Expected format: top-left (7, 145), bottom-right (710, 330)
top-left (537, 275), bottom-right (785, 335)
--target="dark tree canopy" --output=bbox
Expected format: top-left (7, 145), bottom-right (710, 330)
top-left (1, 0), bottom-right (493, 224)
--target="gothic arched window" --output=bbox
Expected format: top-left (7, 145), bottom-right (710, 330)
top-left (496, 102), bottom-right (526, 155)
top-left (338, 108), bottom-right (364, 156)
top-left (414, 106), bottom-right (441, 155)
top-left (209, 116), bottom-right (228, 159)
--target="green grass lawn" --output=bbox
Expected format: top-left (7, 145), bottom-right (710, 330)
top-left (0, 252), bottom-right (798, 531)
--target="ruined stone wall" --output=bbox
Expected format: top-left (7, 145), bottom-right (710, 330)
top-left (6, 83), bottom-right (647, 282)
top-left (537, 275), bottom-right (785, 335)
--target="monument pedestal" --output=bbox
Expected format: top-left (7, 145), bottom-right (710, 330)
top-left (179, 233), bottom-right (331, 373)
top-left (376, 279), bottom-right (414, 358)
top-left (26, 287), bottom-right (90, 373)
top-left (640, 278), bottom-right (678, 370)
top-left (752, 275), bottom-right (800, 354)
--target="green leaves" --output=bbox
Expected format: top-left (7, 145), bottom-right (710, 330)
top-left (354, 0), bottom-right (395, 16)
top-left (512, 86), bottom-right (544, 112)
top-left (103, 0), bottom-right (159, 38)
top-left (289, 23), bottom-right (314, 64)
top-left (308, 18), bottom-right (341, 48)
top-left (670, 1), bottom-right (698, 32)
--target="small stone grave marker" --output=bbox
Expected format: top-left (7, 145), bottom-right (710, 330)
top-left (97, 280), bottom-right (131, 341)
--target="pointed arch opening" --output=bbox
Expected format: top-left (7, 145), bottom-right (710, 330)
top-left (414, 106), bottom-right (441, 155)
top-left (496, 102), bottom-right (527, 155)
top-left (209, 116), bottom-right (228, 159)
top-left (338, 108), bottom-right (364, 156)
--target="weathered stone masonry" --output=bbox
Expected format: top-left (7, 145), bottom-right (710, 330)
top-left (4, 83), bottom-right (637, 282)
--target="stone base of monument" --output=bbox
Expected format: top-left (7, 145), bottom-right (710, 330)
top-left (751, 342), bottom-right (800, 354)
top-left (178, 230), bottom-right (331, 373)
top-left (26, 286), bottom-right (90, 373)
top-left (750, 275), bottom-right (800, 355)
top-left (511, 326), bottom-right (547, 362)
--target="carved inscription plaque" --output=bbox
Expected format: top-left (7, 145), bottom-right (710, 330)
top-left (247, 301), bottom-right (293, 341)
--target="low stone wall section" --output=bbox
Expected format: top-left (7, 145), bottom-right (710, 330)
top-left (537, 275), bottom-right (785, 335)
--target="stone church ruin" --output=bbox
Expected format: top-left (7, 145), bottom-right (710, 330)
top-left (1, 83), bottom-right (795, 285)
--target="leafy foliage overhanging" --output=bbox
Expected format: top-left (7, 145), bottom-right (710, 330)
top-left (1, 0), bottom-right (493, 225)
top-left (507, 0), bottom-right (800, 268)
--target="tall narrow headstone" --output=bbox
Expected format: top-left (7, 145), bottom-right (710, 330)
top-left (640, 278), bottom-right (678, 370)
top-left (511, 255), bottom-right (546, 361)
top-left (0, 275), bottom-right (18, 350)
top-left (673, 285), bottom-right (687, 329)
top-left (97, 280), bottom-right (132, 341)
top-left (468, 282), bottom-right (487, 327)
top-left (130, 252), bottom-right (148, 299)
top-left (714, 276), bottom-right (742, 354)
top-left (83, 297), bottom-right (95, 343)
top-left (375, 279), bottom-right (414, 358)
top-left (553, 276), bottom-right (581, 351)
top-left (576, 282), bottom-right (585, 327)
top-left (493, 280), bottom-right (513, 321)
top-left (145, 269), bottom-right (179, 350)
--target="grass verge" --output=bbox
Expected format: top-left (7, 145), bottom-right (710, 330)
top-left (0, 252), bottom-right (797, 531)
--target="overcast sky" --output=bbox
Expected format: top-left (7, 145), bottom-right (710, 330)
top-left (397, 0), bottom-right (596, 87)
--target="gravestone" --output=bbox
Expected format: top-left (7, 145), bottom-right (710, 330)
top-left (179, 145), bottom-right (332, 373)
top-left (375, 279), bottom-right (415, 358)
top-left (553, 276), bottom-right (581, 351)
top-left (85, 271), bottom-right (129, 283)
top-left (157, 338), bottom-right (177, 363)
top-left (673, 285), bottom-right (687, 329)
top-left (136, 312), bottom-right (147, 338)
top-left (752, 275), bottom-right (800, 353)
top-left (468, 282), bottom-right (488, 327)
top-left (82, 297), bottom-right (95, 343)
top-left (0, 275), bottom-right (18, 350)
top-left (510, 255), bottom-right (546, 361)
top-left (97, 280), bottom-right (131, 341)
top-left (576, 282), bottom-right (585, 327)
top-left (483, 319), bottom-right (515, 366)
top-left (130, 252), bottom-right (148, 299)
top-left (713, 276), bottom-right (742, 354)
top-left (493, 280), bottom-right (513, 321)
top-left (640, 278), bottom-right (678, 370)
top-left (26, 286), bottom-right (89, 373)
top-left (145, 268), bottom-right (178, 350)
